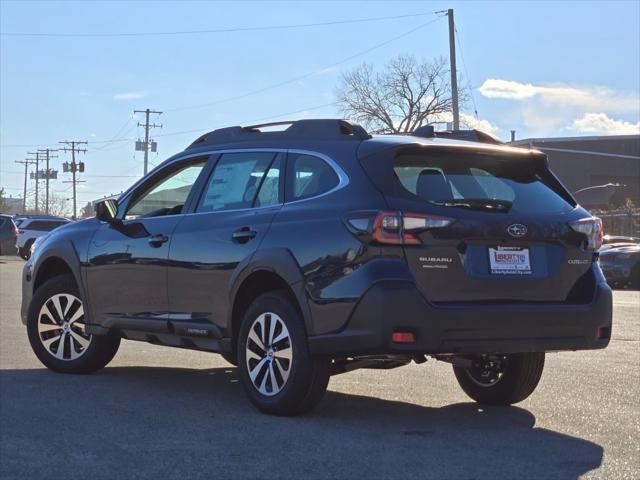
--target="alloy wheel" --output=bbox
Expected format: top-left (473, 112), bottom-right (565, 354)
top-left (465, 355), bottom-right (507, 387)
top-left (245, 312), bottom-right (293, 396)
top-left (37, 293), bottom-right (92, 361)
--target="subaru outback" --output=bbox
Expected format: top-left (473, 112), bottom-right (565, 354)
top-left (21, 119), bottom-right (612, 415)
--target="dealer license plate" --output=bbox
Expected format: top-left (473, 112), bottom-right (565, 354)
top-left (489, 247), bottom-right (532, 275)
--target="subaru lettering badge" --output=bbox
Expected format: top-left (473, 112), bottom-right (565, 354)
top-left (507, 223), bottom-right (527, 237)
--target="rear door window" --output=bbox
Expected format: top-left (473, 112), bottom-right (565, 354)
top-left (254, 155), bottom-right (284, 207)
top-left (197, 152), bottom-right (277, 212)
top-left (391, 152), bottom-right (574, 214)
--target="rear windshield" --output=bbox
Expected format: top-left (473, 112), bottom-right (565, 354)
top-left (390, 152), bottom-right (574, 214)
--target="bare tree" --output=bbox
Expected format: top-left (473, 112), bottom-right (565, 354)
top-left (47, 193), bottom-right (70, 217)
top-left (337, 55), bottom-right (466, 134)
top-left (79, 202), bottom-right (94, 218)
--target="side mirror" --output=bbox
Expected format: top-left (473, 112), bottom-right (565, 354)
top-left (95, 199), bottom-right (119, 223)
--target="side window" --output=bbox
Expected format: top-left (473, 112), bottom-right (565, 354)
top-left (27, 221), bottom-right (45, 231)
top-left (289, 153), bottom-right (339, 201)
top-left (197, 152), bottom-right (276, 212)
top-left (254, 155), bottom-right (283, 207)
top-left (126, 160), bottom-right (206, 219)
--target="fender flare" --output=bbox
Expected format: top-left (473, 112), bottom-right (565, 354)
top-left (227, 247), bottom-right (313, 337)
top-left (31, 240), bottom-right (89, 322)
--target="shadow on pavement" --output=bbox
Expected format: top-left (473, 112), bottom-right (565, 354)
top-left (0, 366), bottom-right (603, 480)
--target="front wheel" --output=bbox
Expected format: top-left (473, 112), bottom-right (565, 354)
top-left (27, 274), bottom-right (120, 374)
top-left (19, 240), bottom-right (33, 260)
top-left (237, 291), bottom-right (330, 415)
top-left (453, 353), bottom-right (545, 405)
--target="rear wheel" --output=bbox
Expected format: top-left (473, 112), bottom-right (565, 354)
top-left (237, 291), bottom-right (330, 415)
top-left (27, 274), bottom-right (120, 374)
top-left (453, 353), bottom-right (545, 405)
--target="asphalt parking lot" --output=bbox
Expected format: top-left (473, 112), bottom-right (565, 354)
top-left (0, 255), bottom-right (638, 480)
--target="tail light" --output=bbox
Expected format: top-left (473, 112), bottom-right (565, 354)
top-left (371, 211), bottom-right (454, 245)
top-left (569, 217), bottom-right (603, 250)
top-left (14, 228), bottom-right (20, 236)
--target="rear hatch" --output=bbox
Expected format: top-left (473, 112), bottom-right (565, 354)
top-left (360, 145), bottom-right (599, 303)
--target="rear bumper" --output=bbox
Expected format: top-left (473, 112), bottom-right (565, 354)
top-left (308, 275), bottom-right (613, 357)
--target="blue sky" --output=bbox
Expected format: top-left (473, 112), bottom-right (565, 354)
top-left (1, 0), bottom-right (639, 206)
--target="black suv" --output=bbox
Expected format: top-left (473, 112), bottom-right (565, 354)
top-left (22, 119), bottom-right (612, 415)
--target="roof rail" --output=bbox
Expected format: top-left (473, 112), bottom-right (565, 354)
top-left (187, 119), bottom-right (370, 148)
top-left (413, 128), bottom-right (504, 145)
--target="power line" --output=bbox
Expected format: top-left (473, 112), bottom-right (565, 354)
top-left (1, 12), bottom-right (438, 37)
top-left (156, 101), bottom-right (339, 139)
top-left (166, 15), bottom-right (444, 113)
top-left (1, 16), bottom-right (444, 150)
top-left (454, 25), bottom-right (478, 118)
top-left (91, 114), bottom-right (138, 151)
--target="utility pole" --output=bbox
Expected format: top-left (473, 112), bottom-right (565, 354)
top-left (447, 9), bottom-right (460, 130)
top-left (37, 148), bottom-right (58, 215)
top-left (59, 141), bottom-right (87, 220)
top-left (26, 151), bottom-right (41, 213)
top-left (134, 108), bottom-right (162, 175)
top-left (15, 159), bottom-right (36, 214)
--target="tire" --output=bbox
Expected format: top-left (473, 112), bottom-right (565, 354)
top-left (237, 290), bottom-right (330, 416)
top-left (20, 239), bottom-right (34, 260)
top-left (27, 274), bottom-right (120, 374)
top-left (453, 352), bottom-right (545, 405)
top-left (631, 264), bottom-right (640, 290)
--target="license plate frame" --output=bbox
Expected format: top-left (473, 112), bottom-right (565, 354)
top-left (488, 246), bottom-right (532, 275)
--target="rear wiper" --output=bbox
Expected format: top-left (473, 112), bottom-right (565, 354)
top-left (429, 198), bottom-right (513, 212)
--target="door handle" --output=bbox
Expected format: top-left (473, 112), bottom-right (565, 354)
top-left (148, 234), bottom-right (169, 247)
top-left (232, 227), bottom-right (257, 244)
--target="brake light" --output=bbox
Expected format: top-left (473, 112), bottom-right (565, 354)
top-left (372, 211), bottom-right (454, 245)
top-left (568, 217), bottom-right (603, 250)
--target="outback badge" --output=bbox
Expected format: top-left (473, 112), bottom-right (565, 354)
top-left (507, 223), bottom-right (527, 238)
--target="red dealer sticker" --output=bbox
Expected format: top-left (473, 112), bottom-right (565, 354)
top-left (489, 247), bottom-right (532, 275)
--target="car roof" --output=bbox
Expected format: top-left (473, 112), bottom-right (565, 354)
top-left (19, 216), bottom-right (69, 222)
top-left (174, 119), bottom-right (541, 163)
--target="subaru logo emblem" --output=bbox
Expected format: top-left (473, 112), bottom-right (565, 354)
top-left (507, 223), bottom-right (527, 237)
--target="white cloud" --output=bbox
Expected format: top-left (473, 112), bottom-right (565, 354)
top-left (113, 91), bottom-right (147, 101)
top-left (429, 111), bottom-right (500, 137)
top-left (477, 78), bottom-right (640, 136)
top-left (459, 113), bottom-right (499, 136)
top-left (570, 113), bottom-right (640, 135)
top-left (479, 79), bottom-right (639, 114)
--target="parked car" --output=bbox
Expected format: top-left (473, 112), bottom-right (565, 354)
top-left (603, 234), bottom-right (640, 244)
top-left (21, 119), bottom-right (612, 415)
top-left (15, 216), bottom-right (70, 260)
top-left (599, 244), bottom-right (640, 289)
top-left (0, 214), bottom-right (19, 256)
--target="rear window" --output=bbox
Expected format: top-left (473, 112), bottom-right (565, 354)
top-left (391, 152), bottom-right (574, 214)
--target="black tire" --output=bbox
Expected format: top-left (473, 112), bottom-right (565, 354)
top-left (453, 352), bottom-right (545, 405)
top-left (27, 274), bottom-right (120, 374)
top-left (237, 290), bottom-right (330, 416)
